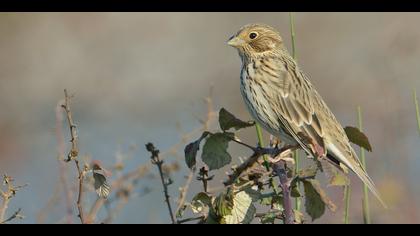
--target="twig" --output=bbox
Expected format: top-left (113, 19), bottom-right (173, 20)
top-left (85, 161), bottom-right (151, 223)
top-left (56, 100), bottom-right (74, 224)
top-left (224, 152), bottom-right (261, 186)
top-left (177, 216), bottom-right (205, 224)
top-left (74, 160), bottom-right (86, 224)
top-left (85, 89), bottom-right (216, 224)
top-left (61, 89), bottom-right (85, 224)
top-left (1, 208), bottom-right (23, 224)
top-left (62, 89), bottom-right (79, 162)
top-left (0, 175), bottom-right (26, 224)
top-left (175, 169), bottom-right (195, 216)
top-left (146, 143), bottom-right (176, 224)
top-left (0, 191), bottom-right (9, 223)
top-left (86, 197), bottom-right (105, 224)
top-left (255, 125), bottom-right (280, 196)
top-left (86, 170), bottom-right (150, 224)
top-left (197, 167), bottom-right (213, 193)
top-left (255, 209), bottom-right (284, 221)
top-left (224, 145), bottom-right (296, 186)
top-left (272, 161), bottom-right (294, 224)
top-left (230, 136), bottom-right (258, 152)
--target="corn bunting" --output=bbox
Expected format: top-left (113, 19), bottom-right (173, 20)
top-left (227, 23), bottom-right (386, 207)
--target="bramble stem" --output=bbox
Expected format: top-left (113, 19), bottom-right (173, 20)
top-left (255, 124), bottom-right (279, 195)
top-left (272, 162), bottom-right (293, 224)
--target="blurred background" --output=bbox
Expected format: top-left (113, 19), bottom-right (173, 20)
top-left (0, 12), bottom-right (419, 224)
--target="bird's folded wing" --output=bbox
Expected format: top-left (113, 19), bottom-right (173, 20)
top-left (271, 63), bottom-right (326, 158)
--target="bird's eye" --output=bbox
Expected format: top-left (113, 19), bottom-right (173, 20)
top-left (249, 32), bottom-right (258, 39)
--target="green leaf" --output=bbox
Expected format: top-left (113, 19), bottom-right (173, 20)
top-left (176, 204), bottom-right (187, 219)
top-left (214, 189), bottom-right (234, 217)
top-left (223, 191), bottom-right (256, 224)
top-left (328, 171), bottom-right (349, 187)
top-left (291, 185), bottom-right (301, 197)
top-left (260, 212), bottom-right (277, 224)
top-left (303, 179), bottom-right (336, 221)
top-left (184, 142), bottom-right (198, 169)
top-left (259, 193), bottom-right (284, 211)
top-left (201, 132), bottom-right (233, 170)
top-left (344, 126), bottom-right (373, 152)
top-left (303, 180), bottom-right (325, 221)
top-left (205, 208), bottom-right (220, 224)
top-left (184, 132), bottom-right (210, 169)
top-left (272, 196), bottom-right (284, 212)
top-left (191, 192), bottom-right (213, 214)
top-left (259, 192), bottom-right (277, 206)
top-left (234, 180), bottom-right (262, 202)
top-left (219, 108), bottom-right (254, 131)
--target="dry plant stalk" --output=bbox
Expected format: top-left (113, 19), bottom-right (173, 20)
top-left (0, 175), bottom-right (26, 224)
top-left (175, 169), bottom-right (195, 216)
top-left (61, 89), bottom-right (86, 224)
top-left (55, 100), bottom-right (74, 223)
top-left (39, 90), bottom-right (217, 224)
top-left (146, 143), bottom-right (176, 224)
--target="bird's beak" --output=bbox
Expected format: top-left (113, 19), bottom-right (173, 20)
top-left (227, 36), bottom-right (244, 48)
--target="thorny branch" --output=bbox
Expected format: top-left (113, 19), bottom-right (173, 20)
top-left (224, 144), bottom-right (297, 186)
top-left (61, 89), bottom-right (86, 224)
top-left (272, 161), bottom-right (294, 224)
top-left (146, 143), bottom-right (177, 224)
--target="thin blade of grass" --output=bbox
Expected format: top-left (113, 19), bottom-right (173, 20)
top-left (343, 184), bottom-right (351, 224)
top-left (357, 106), bottom-right (371, 224)
top-left (289, 11), bottom-right (301, 212)
top-left (413, 89), bottom-right (420, 136)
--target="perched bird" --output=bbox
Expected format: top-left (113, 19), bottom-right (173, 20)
top-left (227, 23), bottom-right (386, 207)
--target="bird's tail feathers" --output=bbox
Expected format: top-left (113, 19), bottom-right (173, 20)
top-left (327, 143), bottom-right (387, 208)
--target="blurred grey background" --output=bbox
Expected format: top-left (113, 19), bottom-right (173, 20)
top-left (0, 12), bottom-right (419, 223)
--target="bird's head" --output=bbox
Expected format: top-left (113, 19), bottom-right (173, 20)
top-left (227, 23), bottom-right (285, 57)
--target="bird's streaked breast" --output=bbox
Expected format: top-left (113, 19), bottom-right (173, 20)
top-left (240, 59), bottom-right (297, 145)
